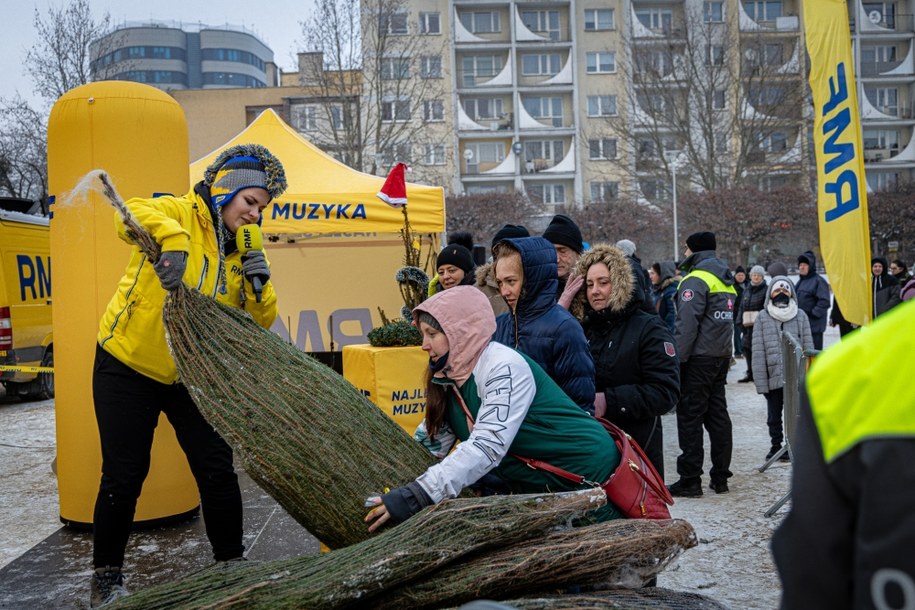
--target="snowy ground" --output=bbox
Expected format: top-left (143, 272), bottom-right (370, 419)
top-left (0, 326), bottom-right (839, 608)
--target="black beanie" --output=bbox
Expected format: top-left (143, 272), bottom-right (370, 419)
top-left (542, 214), bottom-right (583, 254)
top-left (735, 265), bottom-right (746, 274)
top-left (686, 231), bottom-right (716, 252)
top-left (491, 224), bottom-right (530, 249)
top-left (436, 244), bottom-right (475, 274)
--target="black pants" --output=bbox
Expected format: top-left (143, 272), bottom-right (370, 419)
top-left (92, 345), bottom-right (243, 568)
top-left (675, 356), bottom-right (733, 484)
top-left (765, 387), bottom-right (785, 447)
top-left (811, 331), bottom-right (824, 351)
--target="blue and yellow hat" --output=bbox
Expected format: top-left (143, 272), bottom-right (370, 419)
top-left (203, 143), bottom-right (287, 208)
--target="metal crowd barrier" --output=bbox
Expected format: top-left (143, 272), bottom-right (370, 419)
top-left (761, 331), bottom-right (817, 517)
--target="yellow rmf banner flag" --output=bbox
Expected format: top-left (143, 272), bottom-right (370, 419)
top-left (803, 0), bottom-right (872, 327)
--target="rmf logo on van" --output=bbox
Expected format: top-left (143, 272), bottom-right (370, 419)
top-left (17, 255), bottom-right (51, 302)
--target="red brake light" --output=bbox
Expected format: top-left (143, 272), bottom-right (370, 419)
top-left (0, 307), bottom-right (11, 350)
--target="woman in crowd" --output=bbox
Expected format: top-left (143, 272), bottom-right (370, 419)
top-left (568, 245), bottom-right (679, 477)
top-left (872, 256), bottom-right (901, 318)
top-left (649, 261), bottom-right (678, 336)
top-left (752, 277), bottom-right (813, 462)
top-left (364, 286), bottom-right (621, 530)
top-left (428, 244), bottom-right (476, 295)
top-left (738, 266), bottom-right (768, 384)
top-left (90, 145), bottom-right (285, 607)
top-left (491, 237), bottom-right (595, 413)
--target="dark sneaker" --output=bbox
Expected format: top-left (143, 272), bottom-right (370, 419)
top-left (766, 445), bottom-right (783, 461)
top-left (668, 479), bottom-right (703, 498)
top-left (90, 568), bottom-right (128, 608)
top-left (779, 451), bottom-right (791, 462)
top-left (738, 375), bottom-right (753, 383)
top-left (709, 480), bottom-right (729, 494)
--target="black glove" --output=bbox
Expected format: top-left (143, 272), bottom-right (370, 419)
top-left (153, 251), bottom-right (188, 291)
top-left (381, 481), bottom-right (434, 525)
top-left (241, 250), bottom-right (270, 283)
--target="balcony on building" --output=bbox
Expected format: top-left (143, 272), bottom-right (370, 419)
top-left (516, 50), bottom-right (574, 88)
top-left (631, 2), bottom-right (687, 40)
top-left (454, 6), bottom-right (512, 46)
top-left (741, 39), bottom-right (802, 77)
top-left (456, 51), bottom-right (513, 90)
top-left (517, 94), bottom-right (575, 131)
top-left (863, 126), bottom-right (915, 166)
top-left (460, 139), bottom-right (515, 177)
top-left (858, 41), bottom-right (915, 77)
top-left (738, 0), bottom-right (801, 34)
top-left (519, 137), bottom-right (575, 175)
top-left (851, 1), bottom-right (915, 35)
top-left (862, 86), bottom-right (915, 121)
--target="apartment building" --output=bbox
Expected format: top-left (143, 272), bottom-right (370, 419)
top-left (90, 21), bottom-right (278, 91)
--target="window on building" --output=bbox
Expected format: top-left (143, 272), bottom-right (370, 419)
top-left (704, 1), bottom-right (724, 22)
top-left (589, 138), bottom-right (618, 159)
top-left (463, 97), bottom-right (505, 120)
top-left (707, 45), bottom-right (725, 66)
top-left (586, 51), bottom-right (616, 74)
top-left (420, 12), bottom-right (441, 34)
top-left (584, 9), bottom-right (615, 31)
top-left (381, 57), bottom-right (411, 80)
top-left (524, 140), bottom-right (564, 163)
top-left (758, 175), bottom-right (789, 191)
top-left (744, 0), bottom-right (783, 21)
top-left (291, 104), bottom-right (318, 131)
top-left (462, 55), bottom-right (503, 86)
top-left (587, 95), bottom-right (618, 117)
top-left (465, 142), bottom-right (506, 169)
top-left (527, 184), bottom-right (566, 204)
top-left (424, 144), bottom-right (446, 165)
top-left (381, 98), bottom-right (411, 122)
top-left (423, 100), bottom-right (444, 122)
top-left (868, 87), bottom-right (898, 115)
top-left (460, 11), bottom-right (501, 33)
top-left (715, 132), bottom-right (728, 154)
top-left (868, 171), bottom-right (898, 191)
top-left (861, 45), bottom-right (898, 67)
top-left (522, 53), bottom-right (562, 76)
top-left (862, 129), bottom-right (900, 150)
top-left (711, 89), bottom-right (726, 110)
top-left (590, 181), bottom-right (619, 201)
top-left (862, 2), bottom-right (895, 28)
top-left (330, 105), bottom-right (345, 129)
top-left (380, 142), bottom-right (413, 166)
top-left (523, 96), bottom-right (564, 126)
top-left (379, 11), bottom-right (409, 34)
top-left (636, 8), bottom-right (673, 31)
top-left (521, 10), bottom-right (561, 40)
top-left (420, 55), bottom-right (442, 78)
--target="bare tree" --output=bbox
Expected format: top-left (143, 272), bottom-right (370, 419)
top-left (867, 181), bottom-right (915, 261)
top-left (0, 97), bottom-right (48, 206)
top-left (584, 4), bottom-right (809, 201)
top-left (444, 192), bottom-right (541, 244)
top-left (678, 185), bottom-right (818, 266)
top-left (298, 0), bottom-right (450, 184)
top-left (24, 0), bottom-right (112, 103)
top-left (563, 200), bottom-right (670, 265)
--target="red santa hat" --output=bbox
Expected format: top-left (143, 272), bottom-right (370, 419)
top-left (376, 162), bottom-right (409, 208)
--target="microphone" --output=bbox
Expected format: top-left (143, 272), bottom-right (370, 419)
top-left (235, 224), bottom-right (265, 303)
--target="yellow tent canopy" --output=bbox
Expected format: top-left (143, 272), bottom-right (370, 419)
top-left (189, 109), bottom-right (446, 234)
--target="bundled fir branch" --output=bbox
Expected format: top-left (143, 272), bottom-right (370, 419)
top-left (163, 284), bottom-right (435, 548)
top-left (376, 519), bottom-right (697, 610)
top-left (461, 587), bottom-right (730, 609)
top-left (88, 170), bottom-right (435, 549)
top-left (109, 490), bottom-right (608, 610)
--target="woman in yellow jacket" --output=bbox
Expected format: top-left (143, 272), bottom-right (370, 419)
top-left (90, 144), bottom-right (285, 608)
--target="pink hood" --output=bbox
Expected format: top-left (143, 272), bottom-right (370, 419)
top-left (413, 286), bottom-right (496, 387)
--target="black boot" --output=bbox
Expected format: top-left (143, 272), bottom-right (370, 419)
top-left (668, 479), bottom-right (703, 498)
top-left (738, 374), bottom-right (753, 383)
top-left (766, 444), bottom-right (783, 461)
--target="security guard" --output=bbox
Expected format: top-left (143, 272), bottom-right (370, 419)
top-left (773, 299), bottom-right (915, 610)
top-left (668, 231), bottom-right (737, 497)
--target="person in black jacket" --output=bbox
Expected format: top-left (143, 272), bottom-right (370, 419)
top-left (737, 266), bottom-right (768, 383)
top-left (872, 256), bottom-right (901, 318)
top-left (568, 244), bottom-right (680, 477)
top-left (794, 250), bottom-right (831, 350)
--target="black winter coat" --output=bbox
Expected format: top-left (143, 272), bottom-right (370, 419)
top-left (572, 245), bottom-right (680, 477)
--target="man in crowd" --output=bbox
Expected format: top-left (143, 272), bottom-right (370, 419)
top-left (542, 214), bottom-right (584, 299)
top-left (669, 231), bottom-right (737, 497)
top-left (795, 250), bottom-right (830, 350)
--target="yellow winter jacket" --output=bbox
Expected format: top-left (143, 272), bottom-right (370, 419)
top-left (97, 185), bottom-right (278, 384)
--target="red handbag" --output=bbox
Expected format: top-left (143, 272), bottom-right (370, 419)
top-left (512, 418), bottom-right (673, 519)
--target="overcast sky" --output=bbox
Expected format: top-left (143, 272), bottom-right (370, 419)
top-left (4, 0), bottom-right (316, 108)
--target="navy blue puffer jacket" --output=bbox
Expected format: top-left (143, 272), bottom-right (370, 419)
top-left (493, 237), bottom-right (595, 413)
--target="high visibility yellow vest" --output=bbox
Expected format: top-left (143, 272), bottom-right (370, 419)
top-left (681, 269), bottom-right (738, 296)
top-left (807, 300), bottom-right (915, 463)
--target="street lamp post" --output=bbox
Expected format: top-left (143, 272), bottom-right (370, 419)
top-left (663, 151), bottom-right (681, 261)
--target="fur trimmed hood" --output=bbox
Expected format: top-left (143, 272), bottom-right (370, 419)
top-left (569, 244), bottom-right (634, 320)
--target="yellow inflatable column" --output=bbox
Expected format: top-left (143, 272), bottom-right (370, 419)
top-left (48, 82), bottom-right (198, 526)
